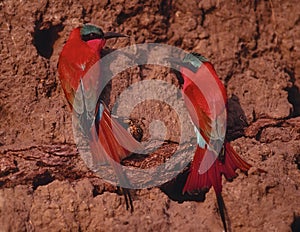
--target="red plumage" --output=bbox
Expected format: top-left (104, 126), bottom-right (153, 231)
top-left (58, 28), bottom-right (104, 108)
top-left (58, 25), bottom-right (140, 211)
top-left (179, 55), bottom-right (252, 231)
top-left (180, 57), bottom-right (251, 195)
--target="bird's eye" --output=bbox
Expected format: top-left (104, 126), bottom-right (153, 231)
top-left (81, 32), bottom-right (102, 42)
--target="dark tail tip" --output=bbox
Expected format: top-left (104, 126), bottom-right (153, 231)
top-left (123, 188), bottom-right (134, 213)
top-left (216, 194), bottom-right (228, 232)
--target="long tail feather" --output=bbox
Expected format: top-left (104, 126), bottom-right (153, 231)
top-left (216, 194), bottom-right (228, 232)
top-left (123, 188), bottom-right (134, 213)
top-left (183, 142), bottom-right (252, 231)
top-left (90, 104), bottom-right (142, 211)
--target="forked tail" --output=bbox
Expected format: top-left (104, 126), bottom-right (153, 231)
top-left (182, 142), bottom-right (252, 232)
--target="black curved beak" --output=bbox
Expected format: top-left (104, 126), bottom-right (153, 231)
top-left (104, 31), bottom-right (128, 39)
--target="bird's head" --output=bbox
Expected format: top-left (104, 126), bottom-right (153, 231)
top-left (182, 52), bottom-right (208, 71)
top-left (80, 24), bottom-right (128, 52)
top-left (80, 24), bottom-right (105, 42)
top-left (166, 52), bottom-right (208, 86)
top-left (80, 24), bottom-right (128, 41)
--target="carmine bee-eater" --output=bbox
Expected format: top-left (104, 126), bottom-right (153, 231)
top-left (58, 24), bottom-right (142, 211)
top-left (170, 52), bottom-right (252, 231)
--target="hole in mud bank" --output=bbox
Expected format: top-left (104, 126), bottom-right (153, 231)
top-left (116, 6), bottom-right (143, 25)
top-left (0, 181), bottom-right (5, 187)
top-left (92, 184), bottom-right (105, 197)
top-left (32, 170), bottom-right (55, 190)
top-left (294, 154), bottom-right (300, 170)
top-left (159, 0), bottom-right (173, 20)
top-left (284, 67), bottom-right (300, 117)
top-left (286, 85), bottom-right (300, 117)
top-left (291, 215), bottom-right (300, 232)
top-left (226, 95), bottom-right (248, 141)
top-left (32, 22), bottom-right (63, 59)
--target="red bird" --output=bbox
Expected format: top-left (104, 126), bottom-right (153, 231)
top-left (58, 24), bottom-right (141, 211)
top-left (171, 52), bottom-right (252, 231)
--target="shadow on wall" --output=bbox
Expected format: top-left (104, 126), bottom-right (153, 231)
top-left (160, 167), bottom-right (206, 203)
top-left (291, 215), bottom-right (300, 232)
top-left (226, 94), bottom-right (248, 141)
top-left (284, 67), bottom-right (300, 117)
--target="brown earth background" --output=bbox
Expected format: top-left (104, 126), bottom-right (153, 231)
top-left (0, 0), bottom-right (300, 231)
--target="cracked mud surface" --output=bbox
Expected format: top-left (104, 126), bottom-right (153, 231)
top-left (0, 0), bottom-right (300, 231)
